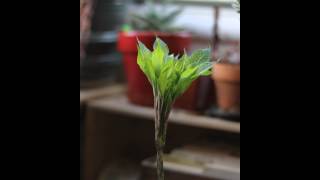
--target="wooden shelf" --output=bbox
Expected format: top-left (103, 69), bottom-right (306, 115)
top-left (88, 95), bottom-right (240, 133)
top-left (80, 84), bottom-right (125, 106)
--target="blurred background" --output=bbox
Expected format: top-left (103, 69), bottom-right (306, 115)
top-left (80, 0), bottom-right (240, 179)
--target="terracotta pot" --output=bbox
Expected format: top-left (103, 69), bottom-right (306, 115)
top-left (213, 63), bottom-right (240, 112)
top-left (117, 31), bottom-right (210, 110)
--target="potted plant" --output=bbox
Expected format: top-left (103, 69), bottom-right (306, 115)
top-left (117, 0), bottom-right (209, 110)
top-left (212, 0), bottom-right (240, 113)
top-left (137, 38), bottom-right (213, 180)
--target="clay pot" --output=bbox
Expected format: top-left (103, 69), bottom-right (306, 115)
top-left (213, 63), bottom-right (240, 112)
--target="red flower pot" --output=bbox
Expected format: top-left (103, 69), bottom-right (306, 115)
top-left (117, 31), bottom-right (210, 111)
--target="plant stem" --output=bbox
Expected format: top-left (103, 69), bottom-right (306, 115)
top-left (156, 146), bottom-right (164, 180)
top-left (154, 95), bottom-right (171, 180)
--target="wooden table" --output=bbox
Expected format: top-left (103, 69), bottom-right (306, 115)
top-left (84, 94), bottom-right (240, 180)
top-left (89, 95), bottom-right (240, 133)
top-left (80, 84), bottom-right (125, 107)
top-left (80, 84), bottom-right (125, 180)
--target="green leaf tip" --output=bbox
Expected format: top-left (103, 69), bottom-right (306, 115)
top-left (137, 37), bottom-right (213, 103)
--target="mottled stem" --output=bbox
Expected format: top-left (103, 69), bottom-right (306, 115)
top-left (156, 146), bottom-right (164, 180)
top-left (154, 94), bottom-right (171, 180)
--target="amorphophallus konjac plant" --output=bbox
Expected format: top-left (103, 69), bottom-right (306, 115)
top-left (137, 38), bottom-right (213, 180)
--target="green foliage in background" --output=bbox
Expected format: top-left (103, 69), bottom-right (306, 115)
top-left (129, 0), bottom-right (183, 32)
top-left (233, 0), bottom-right (240, 13)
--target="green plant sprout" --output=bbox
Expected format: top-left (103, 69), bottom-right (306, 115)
top-left (137, 38), bottom-right (213, 180)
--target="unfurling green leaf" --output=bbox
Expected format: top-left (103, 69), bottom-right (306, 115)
top-left (138, 37), bottom-right (215, 180)
top-left (137, 37), bottom-right (213, 103)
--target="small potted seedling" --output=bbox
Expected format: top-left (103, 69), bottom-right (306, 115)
top-left (137, 38), bottom-right (213, 180)
top-left (212, 0), bottom-right (240, 113)
top-left (118, 0), bottom-right (209, 110)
